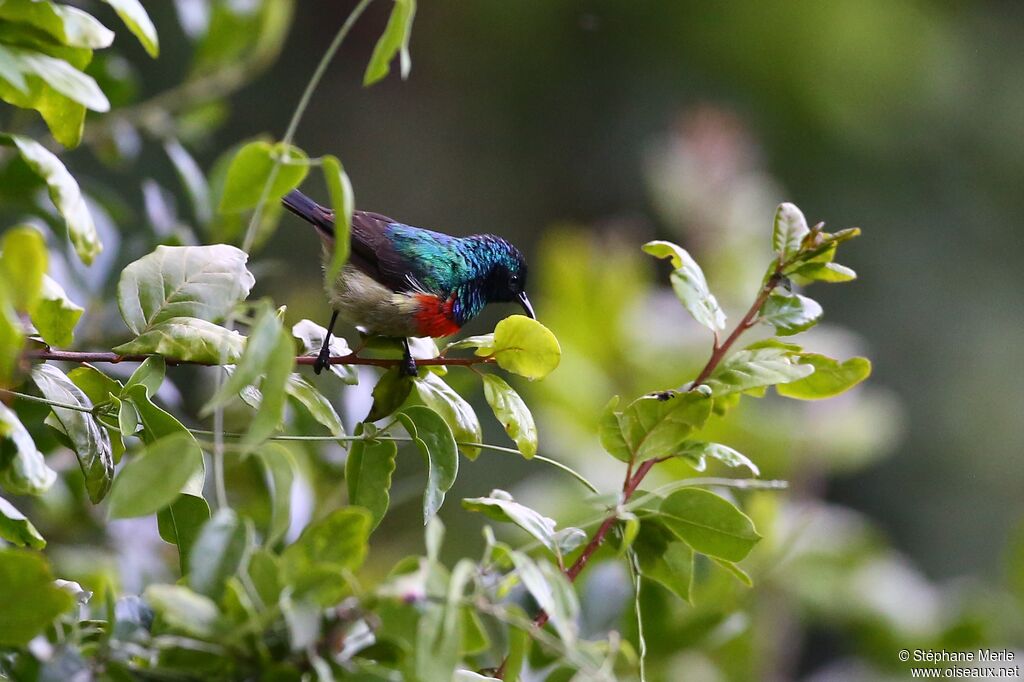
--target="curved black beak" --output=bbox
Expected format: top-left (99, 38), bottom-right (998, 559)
top-left (517, 291), bottom-right (536, 319)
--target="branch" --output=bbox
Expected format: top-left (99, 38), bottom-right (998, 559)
top-left (23, 349), bottom-right (494, 369)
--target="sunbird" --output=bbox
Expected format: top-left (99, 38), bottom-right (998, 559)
top-left (282, 190), bottom-right (535, 375)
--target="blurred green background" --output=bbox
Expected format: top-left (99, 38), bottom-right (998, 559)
top-left (5, 1), bottom-right (1024, 679)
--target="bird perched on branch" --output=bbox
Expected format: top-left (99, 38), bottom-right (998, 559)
top-left (282, 189), bottom-right (534, 376)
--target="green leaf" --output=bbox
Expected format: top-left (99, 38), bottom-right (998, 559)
top-left (414, 558), bottom-right (471, 682)
top-left (462, 489), bottom-right (584, 560)
top-left (790, 261), bottom-right (857, 284)
top-left (481, 374), bottom-right (537, 459)
top-left (0, 0), bottom-right (114, 49)
top-left (509, 551), bottom-right (578, 645)
top-left (203, 304), bottom-right (282, 413)
top-left (634, 522), bottom-right (693, 603)
top-left (1, 46), bottom-right (109, 111)
top-left (0, 226), bottom-right (46, 310)
top-left (255, 444), bottom-right (296, 545)
top-left (0, 549), bottom-right (74, 645)
top-left (188, 509), bottom-right (249, 602)
top-left (621, 389), bottom-right (713, 463)
top-left (672, 441), bottom-right (760, 476)
top-left (776, 354), bottom-right (871, 400)
top-left (442, 333), bottom-right (494, 354)
top-left (285, 374), bottom-right (344, 436)
top-left (66, 365), bottom-right (124, 460)
top-left (760, 291), bottom-right (822, 336)
top-left (112, 317), bottom-right (245, 363)
top-left (281, 507), bottom-right (372, 578)
top-left (322, 155), bottom-right (353, 282)
top-left (245, 320), bottom-right (294, 448)
top-left (772, 202), bottom-right (809, 259)
top-left (0, 402), bottom-right (56, 496)
top-left (107, 433), bottom-right (204, 518)
top-left (411, 372), bottom-right (481, 459)
top-left (99, 0), bottom-right (159, 57)
top-left (31, 363), bottom-right (112, 502)
top-left (656, 488), bottom-right (761, 562)
top-left (367, 367), bottom-right (413, 422)
top-left (157, 494), bottom-right (210, 575)
top-left (483, 315), bottom-right (561, 380)
top-left (0, 134), bottom-right (99, 263)
top-left (143, 584), bottom-right (221, 639)
top-left (363, 0), bottom-right (416, 86)
top-left (345, 430), bottom-right (397, 531)
top-left (712, 557), bottom-right (753, 587)
top-left (643, 240), bottom-right (726, 331)
top-left (0, 495), bottom-right (45, 549)
top-left (29, 275), bottom-right (83, 347)
top-left (219, 140), bottom-right (309, 213)
top-left (292, 318), bottom-right (358, 383)
top-left (705, 346), bottom-right (815, 397)
top-left (117, 244), bottom-right (255, 335)
top-left (598, 396), bottom-right (631, 463)
top-left (0, 44), bottom-right (27, 92)
top-left (124, 356), bottom-right (166, 396)
top-left (398, 406), bottom-right (459, 522)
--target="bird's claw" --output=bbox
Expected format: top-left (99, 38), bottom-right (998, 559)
top-left (313, 347), bottom-right (331, 375)
top-left (400, 355), bottom-right (418, 377)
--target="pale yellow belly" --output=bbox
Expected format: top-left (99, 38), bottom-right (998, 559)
top-left (325, 265), bottom-right (422, 338)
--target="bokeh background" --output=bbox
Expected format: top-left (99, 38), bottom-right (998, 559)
top-left (5, 1), bottom-right (1024, 679)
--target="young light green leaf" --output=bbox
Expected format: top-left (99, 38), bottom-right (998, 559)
top-left (656, 488), bottom-right (761, 562)
top-left (112, 317), bottom-right (245, 363)
top-left (188, 509), bottom-right (249, 601)
top-left (0, 496), bottom-right (46, 549)
top-left (143, 584), bottom-right (221, 639)
top-left (0, 134), bottom-right (99, 263)
top-left (363, 0), bottom-right (416, 86)
top-left (31, 364), bottom-right (112, 502)
top-left (411, 372), bottom-right (481, 459)
top-left (482, 315), bottom-right (560, 380)
top-left (292, 318), bottom-right (358, 383)
top-left (0, 226), bottom-right (47, 310)
top-left (0, 549), bottom-right (74, 645)
top-left (0, 47), bottom-right (108, 111)
top-left (117, 244), bottom-right (254, 334)
top-left (219, 140), bottom-right (309, 213)
top-left (776, 354), bottom-right (871, 400)
top-left (100, 0), bottom-right (159, 57)
top-left (790, 261), bottom-right (857, 284)
top-left (0, 0), bottom-right (114, 49)
top-left (509, 551), bottom-right (578, 645)
top-left (107, 433), bottom-right (204, 518)
top-left (760, 291), bottom-right (822, 336)
top-left (621, 389), bottom-right (713, 463)
top-left (156, 494), bottom-right (210, 575)
top-left (398, 405), bottom-right (459, 522)
top-left (285, 373), bottom-right (345, 436)
top-left (345, 431), bottom-right (397, 531)
top-left (29, 275), bottom-right (83, 347)
top-left (255, 444), bottom-right (296, 545)
top-left (772, 202), bottom-right (809, 259)
top-left (643, 240), bottom-right (726, 331)
top-left (672, 441), bottom-right (760, 476)
top-left (482, 374), bottom-right (537, 458)
top-left (321, 155), bottom-right (353, 282)
top-left (462, 489), bottom-right (584, 560)
top-left (705, 346), bottom-right (814, 397)
top-left (0, 403), bottom-right (56, 497)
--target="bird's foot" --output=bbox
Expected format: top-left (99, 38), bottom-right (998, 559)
top-left (400, 355), bottom-right (418, 377)
top-left (313, 346), bottom-right (332, 375)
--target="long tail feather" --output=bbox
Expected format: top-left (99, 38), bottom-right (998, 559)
top-left (282, 190), bottom-right (335, 239)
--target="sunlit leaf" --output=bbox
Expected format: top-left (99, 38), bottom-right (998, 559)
top-left (345, 429), bottom-right (397, 531)
top-left (112, 317), bottom-right (245, 363)
top-left (705, 346), bottom-right (814, 397)
top-left (117, 244), bottom-right (254, 334)
top-left (292, 318), bottom-right (358, 383)
top-left (482, 315), bottom-right (560, 380)
top-left (621, 388), bottom-right (713, 463)
top-left (0, 496), bottom-right (45, 549)
top-left (643, 240), bottom-right (726, 331)
top-left (672, 441), bottom-right (760, 476)
top-left (0, 0), bottom-right (114, 49)
top-left (790, 261), bottom-right (857, 284)
top-left (29, 275), bottom-right (83, 347)
top-left (656, 488), bottom-right (761, 562)
top-left (363, 0), bottom-right (416, 86)
top-left (0, 226), bottom-right (46, 310)
top-left (0, 134), bottom-right (99, 263)
top-left (100, 0), bottom-right (159, 57)
top-left (0, 549), bottom-right (74, 645)
top-left (760, 291), bottom-right (822, 336)
top-left (398, 405), bottom-right (458, 522)
top-left (772, 202), bottom-right (809, 259)
top-left (31, 364), bottom-right (112, 502)
top-left (481, 374), bottom-right (537, 458)
top-left (776, 354), bottom-right (871, 400)
top-left (0, 403), bottom-right (56, 496)
top-left (219, 140), bottom-right (309, 213)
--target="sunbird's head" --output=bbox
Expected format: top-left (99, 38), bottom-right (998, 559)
top-left (474, 236), bottom-right (534, 319)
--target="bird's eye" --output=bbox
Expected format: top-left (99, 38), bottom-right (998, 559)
top-left (509, 274), bottom-right (520, 285)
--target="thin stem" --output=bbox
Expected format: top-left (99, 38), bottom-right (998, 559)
top-left (24, 349), bottom-right (494, 369)
top-left (0, 389), bottom-right (93, 413)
